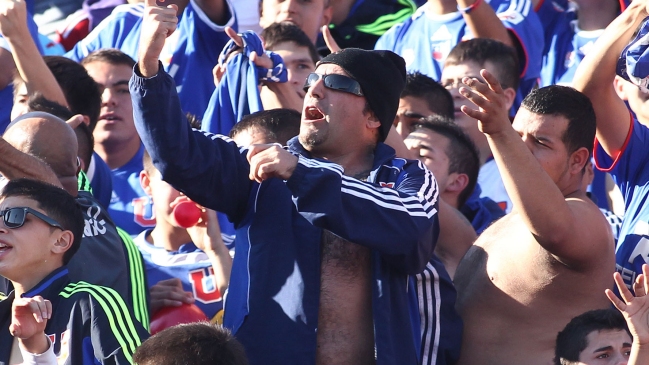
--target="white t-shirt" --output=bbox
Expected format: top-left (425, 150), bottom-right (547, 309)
top-left (478, 159), bottom-right (513, 214)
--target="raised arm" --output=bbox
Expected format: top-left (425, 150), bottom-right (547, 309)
top-left (132, 0), bottom-right (253, 219)
top-left (460, 70), bottom-right (610, 267)
top-left (187, 208), bottom-right (232, 297)
top-left (456, 0), bottom-right (514, 48)
top-left (0, 0), bottom-right (67, 108)
top-left (572, 2), bottom-right (649, 157)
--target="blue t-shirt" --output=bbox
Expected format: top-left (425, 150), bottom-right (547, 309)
top-left (375, 0), bottom-right (544, 112)
top-left (134, 229), bottom-right (230, 320)
top-left (108, 145), bottom-right (155, 236)
top-left (66, 0), bottom-right (235, 118)
top-left (538, 2), bottom-right (603, 86)
top-left (595, 117), bottom-right (649, 288)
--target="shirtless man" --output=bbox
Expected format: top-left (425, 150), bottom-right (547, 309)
top-left (131, 1), bottom-right (438, 364)
top-left (453, 72), bottom-right (615, 365)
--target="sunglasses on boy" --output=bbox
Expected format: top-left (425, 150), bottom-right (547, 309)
top-left (0, 207), bottom-right (64, 230)
top-left (303, 73), bottom-right (364, 96)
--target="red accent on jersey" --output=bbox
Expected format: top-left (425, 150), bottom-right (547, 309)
top-left (132, 197), bottom-right (156, 227)
top-left (188, 267), bottom-right (222, 304)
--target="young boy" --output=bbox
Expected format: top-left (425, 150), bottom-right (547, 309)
top-left (135, 150), bottom-right (232, 323)
top-left (0, 178), bottom-right (148, 363)
top-left (133, 322), bottom-right (249, 365)
top-left (555, 309), bottom-right (632, 365)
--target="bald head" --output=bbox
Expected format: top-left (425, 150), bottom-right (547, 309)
top-left (4, 112), bottom-right (79, 181)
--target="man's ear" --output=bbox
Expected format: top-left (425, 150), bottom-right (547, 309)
top-left (445, 172), bottom-right (469, 194)
top-left (365, 110), bottom-right (381, 130)
top-left (569, 147), bottom-right (590, 175)
top-left (503, 87), bottom-right (517, 110)
top-left (613, 75), bottom-right (629, 101)
top-left (140, 170), bottom-right (152, 196)
top-left (321, 5), bottom-right (333, 28)
top-left (51, 230), bottom-right (74, 255)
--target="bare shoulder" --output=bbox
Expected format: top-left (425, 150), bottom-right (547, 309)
top-left (556, 196), bottom-right (615, 268)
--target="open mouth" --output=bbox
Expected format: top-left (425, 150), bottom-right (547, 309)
top-left (0, 242), bottom-right (12, 254)
top-left (99, 113), bottom-right (122, 122)
top-left (304, 106), bottom-right (324, 120)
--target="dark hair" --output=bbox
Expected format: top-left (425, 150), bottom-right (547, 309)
top-left (555, 309), bottom-right (631, 365)
top-left (229, 108), bottom-right (301, 145)
top-left (521, 85), bottom-right (596, 157)
top-left (81, 48), bottom-right (136, 69)
top-left (261, 21), bottom-right (319, 65)
top-left (414, 116), bottom-right (479, 207)
top-left (42, 56), bottom-right (102, 131)
top-left (402, 72), bottom-right (454, 120)
top-left (186, 113), bottom-right (202, 129)
top-left (445, 38), bottom-right (520, 91)
top-left (1, 178), bottom-right (83, 264)
top-left (133, 322), bottom-right (249, 365)
top-left (27, 94), bottom-right (74, 120)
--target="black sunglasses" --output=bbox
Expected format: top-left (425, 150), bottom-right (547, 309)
top-left (0, 207), bottom-right (64, 230)
top-left (303, 73), bottom-right (364, 96)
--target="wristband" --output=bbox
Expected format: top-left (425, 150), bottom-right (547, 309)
top-left (457, 0), bottom-right (483, 14)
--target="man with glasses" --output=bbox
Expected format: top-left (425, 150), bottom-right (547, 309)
top-left (0, 111), bottom-right (150, 334)
top-left (130, 1), bottom-right (439, 363)
top-left (0, 178), bottom-right (148, 363)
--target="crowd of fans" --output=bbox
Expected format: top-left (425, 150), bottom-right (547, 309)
top-left (1, 0), bottom-right (649, 364)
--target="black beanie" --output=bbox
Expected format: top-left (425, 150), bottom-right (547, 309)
top-left (317, 48), bottom-right (406, 142)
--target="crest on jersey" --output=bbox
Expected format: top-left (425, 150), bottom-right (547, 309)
top-left (188, 267), bottom-right (222, 304)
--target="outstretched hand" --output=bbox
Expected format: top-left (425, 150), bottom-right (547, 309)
top-left (458, 69), bottom-right (512, 136)
top-left (606, 264), bottom-right (649, 346)
top-left (138, 0), bottom-right (178, 77)
top-left (212, 27), bottom-right (273, 86)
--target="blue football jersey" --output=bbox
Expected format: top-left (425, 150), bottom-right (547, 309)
top-left (108, 145), bottom-right (155, 236)
top-left (134, 229), bottom-right (227, 320)
top-left (539, 3), bottom-right (603, 86)
top-left (595, 117), bottom-right (649, 289)
top-left (66, 0), bottom-right (235, 118)
top-left (375, 0), bottom-right (544, 111)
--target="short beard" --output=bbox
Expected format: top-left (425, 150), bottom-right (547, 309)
top-left (298, 128), bottom-right (327, 151)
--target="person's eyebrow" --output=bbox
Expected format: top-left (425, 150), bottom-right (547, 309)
top-left (290, 57), bottom-right (315, 64)
top-left (112, 80), bottom-right (130, 87)
top-left (593, 345), bottom-right (613, 353)
top-left (403, 111), bottom-right (426, 119)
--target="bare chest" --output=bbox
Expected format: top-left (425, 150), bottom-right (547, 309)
top-left (316, 230), bottom-right (375, 365)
